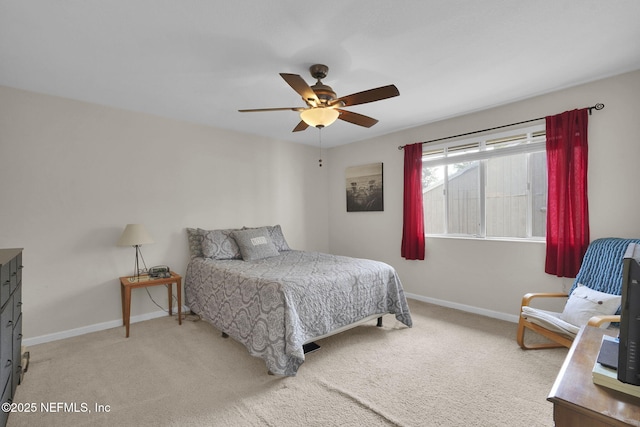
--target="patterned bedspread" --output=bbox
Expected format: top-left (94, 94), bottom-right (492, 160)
top-left (184, 250), bottom-right (412, 376)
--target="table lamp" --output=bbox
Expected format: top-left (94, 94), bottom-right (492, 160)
top-left (118, 223), bottom-right (154, 281)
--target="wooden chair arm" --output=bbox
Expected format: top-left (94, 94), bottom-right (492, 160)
top-left (587, 315), bottom-right (620, 328)
top-left (521, 292), bottom-right (568, 307)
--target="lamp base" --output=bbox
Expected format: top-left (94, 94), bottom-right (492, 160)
top-left (131, 245), bottom-right (149, 282)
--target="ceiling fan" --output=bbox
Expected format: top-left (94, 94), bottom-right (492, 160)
top-left (238, 64), bottom-right (400, 132)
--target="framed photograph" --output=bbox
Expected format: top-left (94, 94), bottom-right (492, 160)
top-left (346, 163), bottom-right (383, 212)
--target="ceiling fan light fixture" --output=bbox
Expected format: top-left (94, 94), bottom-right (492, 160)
top-left (300, 108), bottom-right (339, 128)
top-left (239, 64), bottom-right (399, 132)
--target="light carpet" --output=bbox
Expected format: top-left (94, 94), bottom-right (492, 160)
top-left (7, 300), bottom-right (567, 426)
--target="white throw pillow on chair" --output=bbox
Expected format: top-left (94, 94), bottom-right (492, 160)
top-left (560, 284), bottom-right (621, 328)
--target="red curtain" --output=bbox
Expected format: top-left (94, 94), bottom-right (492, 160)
top-left (545, 108), bottom-right (590, 277)
top-left (401, 142), bottom-right (425, 260)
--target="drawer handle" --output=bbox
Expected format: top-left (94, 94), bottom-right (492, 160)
top-left (17, 302), bottom-right (22, 307)
top-left (2, 281), bottom-right (9, 286)
top-left (6, 320), bottom-right (12, 328)
top-left (17, 334), bottom-right (22, 341)
top-left (5, 360), bottom-right (11, 368)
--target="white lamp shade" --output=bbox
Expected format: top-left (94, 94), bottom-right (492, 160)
top-left (300, 108), bottom-right (339, 128)
top-left (117, 224), bottom-right (155, 246)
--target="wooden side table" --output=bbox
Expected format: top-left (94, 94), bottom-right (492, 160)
top-left (119, 272), bottom-right (182, 337)
top-left (548, 326), bottom-right (640, 427)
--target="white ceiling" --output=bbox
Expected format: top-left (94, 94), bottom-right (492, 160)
top-left (2, 1), bottom-right (639, 147)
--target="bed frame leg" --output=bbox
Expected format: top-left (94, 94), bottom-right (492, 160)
top-left (377, 317), bottom-right (383, 327)
top-left (221, 332), bottom-right (229, 338)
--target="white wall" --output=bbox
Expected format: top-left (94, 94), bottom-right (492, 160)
top-left (3, 70), bottom-right (639, 343)
top-left (327, 70), bottom-right (640, 321)
top-left (0, 86), bottom-right (329, 340)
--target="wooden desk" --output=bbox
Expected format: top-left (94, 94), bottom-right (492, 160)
top-left (119, 272), bottom-right (182, 338)
top-left (548, 326), bottom-right (640, 427)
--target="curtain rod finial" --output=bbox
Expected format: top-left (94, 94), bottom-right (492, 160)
top-left (589, 103), bottom-right (604, 115)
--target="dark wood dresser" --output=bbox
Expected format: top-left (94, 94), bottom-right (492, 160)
top-left (0, 249), bottom-right (23, 427)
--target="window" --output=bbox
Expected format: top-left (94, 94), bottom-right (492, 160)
top-left (422, 125), bottom-right (546, 240)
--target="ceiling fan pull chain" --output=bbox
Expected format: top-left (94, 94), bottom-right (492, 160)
top-left (318, 127), bottom-right (323, 167)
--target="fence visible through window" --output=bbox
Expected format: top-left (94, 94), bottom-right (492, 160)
top-left (422, 125), bottom-right (546, 240)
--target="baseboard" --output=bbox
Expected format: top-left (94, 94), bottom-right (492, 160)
top-left (405, 293), bottom-right (520, 324)
top-left (23, 306), bottom-right (189, 347)
top-left (24, 296), bottom-right (518, 347)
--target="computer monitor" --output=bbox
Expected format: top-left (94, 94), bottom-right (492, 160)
top-left (618, 242), bottom-right (640, 385)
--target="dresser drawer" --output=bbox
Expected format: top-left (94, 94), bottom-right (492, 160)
top-left (9, 255), bottom-right (18, 294)
top-left (14, 251), bottom-right (22, 291)
top-left (0, 375), bottom-right (10, 427)
top-left (0, 262), bottom-right (9, 309)
top-left (12, 283), bottom-right (21, 324)
top-left (11, 314), bottom-right (21, 396)
top-left (0, 249), bottom-right (21, 310)
top-left (0, 301), bottom-right (13, 394)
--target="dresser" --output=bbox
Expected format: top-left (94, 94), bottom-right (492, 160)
top-left (0, 249), bottom-right (23, 427)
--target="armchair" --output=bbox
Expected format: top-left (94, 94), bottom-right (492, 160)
top-left (517, 237), bottom-right (640, 350)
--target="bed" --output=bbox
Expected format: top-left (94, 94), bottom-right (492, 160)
top-left (184, 226), bottom-right (413, 376)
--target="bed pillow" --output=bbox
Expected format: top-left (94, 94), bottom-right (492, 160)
top-left (242, 224), bottom-right (291, 252)
top-left (201, 228), bottom-right (242, 260)
top-left (560, 284), bottom-right (621, 328)
top-left (186, 228), bottom-right (204, 259)
top-left (231, 227), bottom-right (280, 261)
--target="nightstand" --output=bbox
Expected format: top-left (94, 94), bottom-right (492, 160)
top-left (119, 272), bottom-right (182, 337)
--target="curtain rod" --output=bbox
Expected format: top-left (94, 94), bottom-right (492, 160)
top-left (397, 103), bottom-right (604, 150)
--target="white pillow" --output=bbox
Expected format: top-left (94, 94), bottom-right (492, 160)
top-left (560, 284), bottom-right (621, 328)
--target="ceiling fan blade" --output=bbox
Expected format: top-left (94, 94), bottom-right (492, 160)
top-left (333, 84), bottom-right (399, 107)
top-left (238, 107), bottom-right (304, 112)
top-left (280, 73), bottom-right (319, 106)
top-left (336, 109), bottom-right (379, 128)
top-left (292, 120), bottom-right (309, 132)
